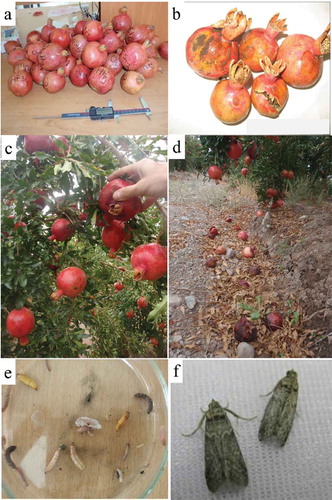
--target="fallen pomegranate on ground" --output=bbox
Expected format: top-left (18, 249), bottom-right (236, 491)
top-left (186, 8), bottom-right (251, 79)
top-left (216, 246), bottom-right (227, 255)
top-left (205, 257), bottom-right (217, 268)
top-left (234, 316), bottom-right (257, 342)
top-left (243, 247), bottom-right (255, 258)
top-left (264, 312), bottom-right (283, 331)
top-left (131, 243), bottom-right (167, 281)
top-left (50, 267), bottom-right (87, 300)
top-left (6, 307), bottom-right (35, 346)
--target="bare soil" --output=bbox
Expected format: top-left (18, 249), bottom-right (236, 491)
top-left (169, 172), bottom-right (332, 358)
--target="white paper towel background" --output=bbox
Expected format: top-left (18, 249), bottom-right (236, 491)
top-left (171, 360), bottom-right (332, 499)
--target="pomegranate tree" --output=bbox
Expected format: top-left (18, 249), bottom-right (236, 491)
top-left (98, 179), bottom-right (142, 221)
top-left (130, 243), bottom-right (167, 280)
top-left (186, 8), bottom-right (251, 79)
top-left (6, 307), bottom-right (35, 346)
top-left (51, 267), bottom-right (87, 301)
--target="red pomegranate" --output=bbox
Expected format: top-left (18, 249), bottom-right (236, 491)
top-left (4, 40), bottom-right (21, 53)
top-left (98, 179), bottom-right (142, 221)
top-left (43, 67), bottom-right (66, 93)
top-left (6, 307), bottom-right (35, 346)
top-left (112, 6), bottom-right (132, 33)
top-left (120, 71), bottom-right (145, 94)
top-left (8, 47), bottom-right (27, 66)
top-left (150, 337), bottom-right (159, 347)
top-left (24, 135), bottom-right (55, 154)
top-left (105, 52), bottom-right (123, 75)
top-left (114, 281), bottom-right (124, 292)
top-left (51, 267), bottom-right (87, 301)
top-left (239, 14), bottom-right (287, 72)
top-left (69, 60), bottom-right (90, 87)
top-left (8, 70), bottom-right (33, 97)
top-left (125, 24), bottom-right (155, 44)
top-left (119, 41), bottom-right (148, 70)
top-left (83, 20), bottom-right (104, 41)
top-left (277, 24), bottom-right (330, 88)
top-left (74, 20), bottom-right (87, 35)
top-left (31, 63), bottom-right (49, 85)
top-left (210, 60), bottom-right (251, 124)
top-left (216, 246), bottom-right (227, 255)
top-left (50, 28), bottom-right (71, 49)
top-left (238, 231), bottom-right (248, 241)
top-left (130, 243), bottom-right (167, 281)
top-left (256, 210), bottom-right (264, 217)
top-left (41, 19), bottom-right (56, 42)
top-left (208, 165), bottom-right (222, 180)
top-left (69, 34), bottom-right (88, 59)
top-left (82, 41), bottom-right (108, 68)
top-left (49, 218), bottom-right (74, 241)
top-left (241, 168), bottom-right (249, 176)
top-left (186, 8), bottom-right (251, 79)
top-left (88, 66), bottom-right (115, 94)
top-left (226, 139), bottom-right (243, 159)
top-left (100, 29), bottom-right (124, 53)
top-left (32, 188), bottom-right (49, 209)
top-left (264, 312), bottom-right (283, 331)
top-left (38, 43), bottom-right (68, 71)
top-left (126, 309), bottom-right (135, 318)
top-left (158, 41), bottom-right (168, 60)
top-left (251, 57), bottom-right (288, 117)
top-left (26, 41), bottom-right (45, 63)
top-left (102, 221), bottom-right (128, 257)
top-left (137, 296), bottom-right (148, 308)
top-left (14, 59), bottom-right (33, 73)
top-left (234, 316), bottom-right (257, 342)
top-left (247, 142), bottom-right (258, 159)
top-left (27, 30), bottom-right (42, 44)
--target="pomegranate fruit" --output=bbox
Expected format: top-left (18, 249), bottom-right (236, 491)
top-left (100, 29), bottom-right (124, 53)
top-left (63, 55), bottom-right (76, 76)
top-left (130, 243), bottom-right (167, 281)
top-left (264, 312), bottom-right (283, 331)
top-left (88, 66), bottom-right (115, 94)
top-left (112, 6), bottom-right (132, 33)
top-left (158, 41), bottom-right (168, 60)
top-left (69, 34), bottom-right (88, 59)
top-left (83, 20), bottom-right (104, 41)
top-left (137, 296), bottom-right (148, 309)
top-left (208, 165), bottom-right (222, 180)
top-left (287, 171), bottom-right (294, 179)
top-left (51, 267), bottom-right (87, 301)
top-left (252, 57), bottom-right (288, 117)
top-left (234, 224), bottom-right (241, 231)
top-left (275, 199), bottom-right (284, 207)
top-left (69, 60), bottom-right (90, 87)
top-left (82, 42), bottom-right (108, 68)
top-left (102, 221), bottom-right (128, 257)
top-left (6, 307), bottom-right (35, 346)
top-left (120, 71), bottom-right (145, 94)
top-left (4, 40), bottom-right (21, 53)
top-left (125, 24), bottom-right (154, 44)
top-left (238, 231), bottom-right (248, 241)
top-left (38, 43), bottom-right (68, 71)
top-left (120, 41), bottom-right (148, 70)
top-left (210, 59), bottom-right (251, 124)
top-left (243, 247), bottom-right (254, 258)
top-left (8, 47), bottom-right (27, 65)
top-left (24, 135), bottom-right (54, 154)
top-left (99, 179), bottom-right (142, 221)
top-left (244, 155), bottom-right (252, 166)
top-left (74, 20), bottom-right (87, 35)
top-left (226, 139), bottom-right (243, 160)
top-left (138, 57), bottom-right (160, 78)
top-left (225, 216), bottom-right (233, 223)
top-left (248, 265), bottom-right (261, 275)
top-left (26, 41), bottom-right (45, 63)
top-left (27, 30), bottom-right (42, 44)
top-left (150, 337), bottom-right (159, 347)
top-left (216, 246), bottom-right (227, 255)
top-left (105, 52), bottom-right (123, 75)
top-left (114, 281), bottom-right (124, 292)
top-left (41, 19), bottom-right (56, 42)
top-left (43, 67), bottom-right (66, 93)
top-left (31, 63), bottom-right (48, 85)
top-left (256, 210), bottom-right (264, 217)
top-left (50, 28), bottom-right (71, 49)
top-left (8, 70), bottom-right (33, 96)
top-left (241, 168), bottom-right (249, 176)
top-left (186, 8), bottom-right (251, 79)
top-left (209, 226), bottom-right (219, 236)
top-left (247, 142), bottom-right (258, 160)
top-left (205, 257), bottom-right (217, 268)
top-left (238, 279), bottom-right (250, 288)
top-left (49, 218), bottom-right (74, 241)
top-left (126, 310), bottom-right (135, 318)
top-left (277, 24), bottom-right (330, 88)
top-left (281, 169), bottom-right (289, 178)
top-left (234, 316), bottom-right (257, 342)
top-left (239, 14), bottom-right (287, 72)
top-left (14, 59), bottom-right (33, 73)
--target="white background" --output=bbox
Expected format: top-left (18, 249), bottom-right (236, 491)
top-left (169, 2), bottom-right (330, 134)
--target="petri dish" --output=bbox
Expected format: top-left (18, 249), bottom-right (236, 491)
top-left (2, 359), bottom-right (168, 498)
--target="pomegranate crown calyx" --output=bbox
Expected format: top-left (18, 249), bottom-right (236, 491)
top-left (268, 13), bottom-right (287, 33)
top-left (229, 59), bottom-right (251, 86)
top-left (316, 24), bottom-right (330, 55)
top-left (212, 8), bottom-right (252, 41)
top-left (259, 56), bottom-right (286, 76)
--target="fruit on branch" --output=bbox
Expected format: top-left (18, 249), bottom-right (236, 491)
top-left (50, 267), bottom-right (87, 300)
top-left (131, 243), bottom-right (167, 280)
top-left (6, 307), bottom-right (35, 346)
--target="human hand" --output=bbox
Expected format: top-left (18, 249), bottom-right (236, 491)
top-left (107, 159), bottom-right (167, 211)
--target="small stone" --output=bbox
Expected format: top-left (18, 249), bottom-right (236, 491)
top-left (237, 342), bottom-right (255, 358)
top-left (169, 295), bottom-right (182, 307)
top-left (170, 335), bottom-right (183, 343)
top-left (185, 295), bottom-right (196, 309)
top-left (226, 248), bottom-right (236, 259)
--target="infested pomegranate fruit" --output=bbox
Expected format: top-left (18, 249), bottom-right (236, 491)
top-left (49, 218), bottom-right (74, 242)
top-left (234, 316), bottom-right (257, 342)
top-left (24, 135), bottom-right (55, 154)
top-left (51, 267), bottom-right (87, 300)
top-left (41, 19), bottom-right (56, 42)
top-left (226, 139), bottom-right (243, 160)
top-left (277, 24), bottom-right (330, 88)
top-left (186, 8), bottom-right (251, 79)
top-left (126, 310), bottom-right (135, 318)
top-left (251, 57), bottom-right (289, 117)
top-left (205, 257), bottom-right (217, 268)
top-left (243, 246), bottom-right (255, 258)
top-left (248, 265), bottom-right (261, 275)
top-left (239, 13), bottom-right (287, 72)
top-left (6, 307), bottom-right (35, 346)
top-left (102, 221), bottom-right (128, 257)
top-left (256, 210), bottom-right (265, 217)
top-left (98, 179), bottom-right (142, 221)
top-left (216, 246), bottom-right (227, 255)
top-left (238, 279), bottom-right (250, 288)
top-left (114, 281), bottom-right (124, 292)
top-left (225, 216), bottom-right (233, 223)
top-left (209, 226), bottom-right (219, 236)
top-left (264, 312), bottom-right (283, 331)
top-left (112, 6), bottom-right (132, 33)
top-left (241, 168), bottom-right (249, 176)
top-left (131, 243), bottom-right (167, 281)
top-left (238, 231), bottom-right (248, 241)
top-left (137, 296), bottom-right (148, 308)
top-left (208, 165), bottom-right (222, 180)
top-left (234, 225), bottom-right (241, 231)
top-left (210, 59), bottom-right (251, 124)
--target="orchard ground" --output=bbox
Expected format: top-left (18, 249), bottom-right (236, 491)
top-left (169, 171), bottom-right (332, 358)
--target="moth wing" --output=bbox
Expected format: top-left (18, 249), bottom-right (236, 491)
top-left (204, 417), bottom-right (226, 492)
top-left (275, 385), bottom-right (298, 446)
top-left (258, 380), bottom-right (289, 441)
top-left (223, 413), bottom-right (248, 487)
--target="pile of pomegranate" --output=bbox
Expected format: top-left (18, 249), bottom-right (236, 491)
top-left (186, 8), bottom-right (330, 124)
top-left (6, 6), bottom-right (168, 97)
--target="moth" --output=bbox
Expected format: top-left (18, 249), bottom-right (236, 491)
top-left (183, 399), bottom-right (254, 492)
top-left (259, 369), bottom-right (298, 447)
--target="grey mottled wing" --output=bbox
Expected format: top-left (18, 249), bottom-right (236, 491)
top-left (205, 412), bottom-right (248, 492)
top-left (275, 381), bottom-right (298, 446)
top-left (258, 382), bottom-right (287, 441)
